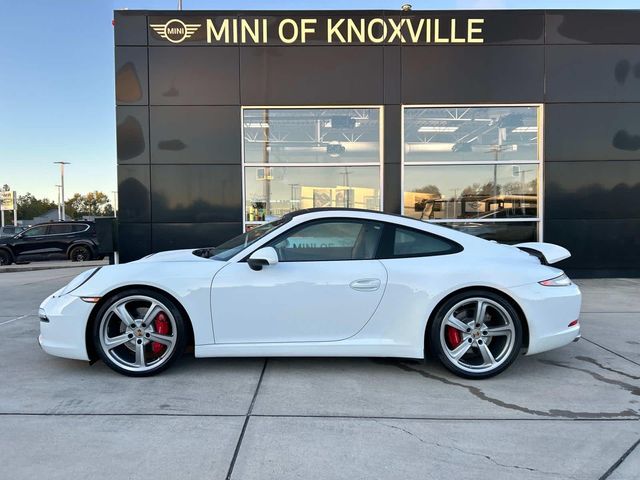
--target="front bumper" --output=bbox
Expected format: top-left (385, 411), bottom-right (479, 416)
top-left (38, 292), bottom-right (94, 361)
top-left (510, 281), bottom-right (582, 356)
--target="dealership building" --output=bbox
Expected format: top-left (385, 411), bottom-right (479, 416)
top-left (114, 9), bottom-right (640, 276)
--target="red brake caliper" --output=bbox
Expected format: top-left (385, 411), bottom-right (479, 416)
top-left (152, 312), bottom-right (169, 355)
top-left (445, 326), bottom-right (462, 349)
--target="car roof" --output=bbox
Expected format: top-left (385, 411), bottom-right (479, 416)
top-left (28, 221), bottom-right (94, 227)
top-left (282, 208), bottom-right (438, 228)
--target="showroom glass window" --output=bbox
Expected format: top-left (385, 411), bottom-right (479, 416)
top-left (242, 108), bottom-right (382, 230)
top-left (403, 106), bottom-right (542, 244)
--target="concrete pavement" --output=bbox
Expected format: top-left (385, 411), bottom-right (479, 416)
top-left (0, 269), bottom-right (638, 479)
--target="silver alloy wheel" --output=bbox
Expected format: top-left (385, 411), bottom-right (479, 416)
top-left (98, 295), bottom-right (177, 373)
top-left (439, 297), bottom-right (516, 374)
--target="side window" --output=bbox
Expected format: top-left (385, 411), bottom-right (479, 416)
top-left (271, 221), bottom-right (383, 262)
top-left (49, 224), bottom-right (75, 235)
top-left (22, 226), bottom-right (49, 237)
top-left (391, 226), bottom-right (461, 257)
top-left (71, 224), bottom-right (88, 232)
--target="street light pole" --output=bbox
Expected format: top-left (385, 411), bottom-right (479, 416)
top-left (54, 162), bottom-right (70, 220)
top-left (55, 185), bottom-right (62, 220)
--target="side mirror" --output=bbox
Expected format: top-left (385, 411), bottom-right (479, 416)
top-left (247, 247), bottom-right (278, 271)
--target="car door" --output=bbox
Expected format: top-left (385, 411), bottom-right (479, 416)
top-left (47, 224), bottom-right (76, 254)
top-left (211, 219), bottom-right (388, 343)
top-left (13, 225), bottom-right (51, 256)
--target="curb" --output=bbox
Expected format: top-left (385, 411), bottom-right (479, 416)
top-left (0, 261), bottom-right (108, 273)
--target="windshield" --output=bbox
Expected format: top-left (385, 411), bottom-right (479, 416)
top-left (210, 219), bottom-right (287, 261)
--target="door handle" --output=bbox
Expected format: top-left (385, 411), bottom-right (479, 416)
top-left (349, 278), bottom-right (381, 292)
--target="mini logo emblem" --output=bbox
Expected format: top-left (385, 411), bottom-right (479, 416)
top-left (150, 19), bottom-right (201, 43)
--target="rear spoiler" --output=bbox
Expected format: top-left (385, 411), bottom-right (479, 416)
top-left (514, 242), bottom-right (571, 265)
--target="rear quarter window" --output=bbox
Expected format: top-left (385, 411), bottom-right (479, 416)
top-left (381, 225), bottom-right (462, 258)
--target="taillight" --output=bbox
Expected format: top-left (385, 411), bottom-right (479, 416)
top-left (539, 273), bottom-right (572, 287)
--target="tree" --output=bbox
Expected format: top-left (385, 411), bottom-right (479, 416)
top-left (413, 184), bottom-right (441, 196)
top-left (17, 193), bottom-right (56, 220)
top-left (64, 191), bottom-right (114, 219)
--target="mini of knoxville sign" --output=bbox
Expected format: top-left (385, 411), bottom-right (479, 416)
top-left (149, 16), bottom-right (485, 45)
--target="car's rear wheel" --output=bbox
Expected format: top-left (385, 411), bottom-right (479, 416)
top-left (0, 250), bottom-right (12, 266)
top-left (92, 289), bottom-right (187, 376)
top-left (70, 245), bottom-right (92, 262)
top-left (430, 290), bottom-right (523, 379)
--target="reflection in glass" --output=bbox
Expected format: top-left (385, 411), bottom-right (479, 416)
top-left (404, 164), bottom-right (538, 220)
top-left (244, 166), bottom-right (380, 221)
top-left (441, 222), bottom-right (538, 244)
top-left (404, 106), bottom-right (538, 162)
top-left (243, 108), bottom-right (380, 164)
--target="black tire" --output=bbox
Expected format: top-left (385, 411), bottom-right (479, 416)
top-left (69, 245), bottom-right (92, 262)
top-left (92, 288), bottom-right (188, 377)
top-left (0, 249), bottom-right (13, 266)
top-left (429, 290), bottom-right (523, 379)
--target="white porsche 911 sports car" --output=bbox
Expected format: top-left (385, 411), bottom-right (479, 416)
top-left (39, 209), bottom-right (581, 379)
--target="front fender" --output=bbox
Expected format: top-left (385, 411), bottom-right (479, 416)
top-left (71, 261), bottom-right (226, 345)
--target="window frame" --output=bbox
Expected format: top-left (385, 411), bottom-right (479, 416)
top-left (241, 217), bottom-right (463, 263)
top-left (241, 105), bottom-right (385, 232)
top-left (401, 104), bottom-right (544, 241)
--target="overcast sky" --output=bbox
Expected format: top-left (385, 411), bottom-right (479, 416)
top-left (1, 0), bottom-right (638, 201)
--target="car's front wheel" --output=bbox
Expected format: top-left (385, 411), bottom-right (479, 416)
top-left (92, 289), bottom-right (187, 376)
top-left (429, 290), bottom-right (523, 379)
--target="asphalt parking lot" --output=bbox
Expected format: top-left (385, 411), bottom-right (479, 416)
top-left (0, 268), bottom-right (638, 480)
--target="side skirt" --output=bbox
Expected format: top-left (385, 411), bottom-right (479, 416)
top-left (195, 341), bottom-right (421, 359)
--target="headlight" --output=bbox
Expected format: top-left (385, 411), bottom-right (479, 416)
top-left (59, 267), bottom-right (101, 296)
top-left (539, 273), bottom-right (572, 287)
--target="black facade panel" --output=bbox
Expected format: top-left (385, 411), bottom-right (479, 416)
top-left (383, 104), bottom-right (402, 215)
top-left (383, 47), bottom-right (401, 104)
top-left (118, 164), bottom-right (150, 223)
top-left (545, 103), bottom-right (640, 162)
top-left (545, 219), bottom-right (640, 273)
top-left (383, 161), bottom-right (401, 215)
top-left (117, 106), bottom-right (149, 164)
top-left (150, 106), bottom-right (241, 164)
top-left (401, 46), bottom-right (544, 104)
top-left (117, 223), bottom-right (151, 263)
top-left (546, 45), bottom-right (640, 103)
top-left (240, 46), bottom-right (384, 105)
top-left (384, 104), bottom-right (401, 164)
top-left (547, 11), bottom-right (640, 45)
top-left (114, 11), bottom-right (148, 46)
top-left (151, 164), bottom-right (242, 223)
top-left (151, 222), bottom-right (243, 252)
top-left (115, 47), bottom-right (148, 105)
top-left (148, 47), bottom-right (240, 105)
top-left (546, 161), bottom-right (640, 220)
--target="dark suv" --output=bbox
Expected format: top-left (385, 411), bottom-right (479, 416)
top-left (0, 221), bottom-right (100, 265)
